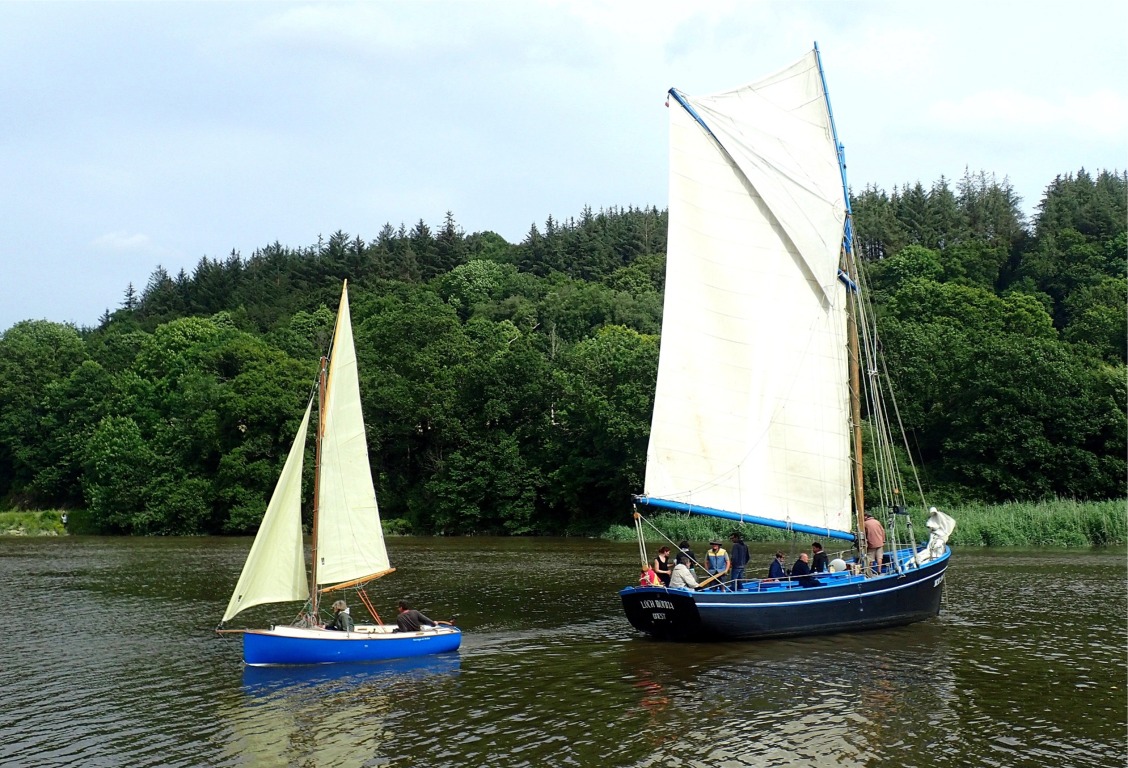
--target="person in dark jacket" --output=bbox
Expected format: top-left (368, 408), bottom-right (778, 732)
top-left (394, 600), bottom-right (436, 632)
top-left (728, 532), bottom-right (750, 587)
top-left (768, 551), bottom-right (788, 580)
top-left (790, 553), bottom-right (820, 587)
top-left (810, 541), bottom-right (830, 573)
top-left (677, 540), bottom-right (696, 569)
top-left (324, 599), bottom-right (354, 631)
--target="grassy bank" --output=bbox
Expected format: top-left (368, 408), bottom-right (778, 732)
top-left (4, 500), bottom-right (1125, 546)
top-left (602, 499), bottom-right (1127, 548)
top-left (0, 510), bottom-right (70, 536)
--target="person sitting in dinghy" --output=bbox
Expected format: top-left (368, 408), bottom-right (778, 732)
top-left (324, 599), bottom-right (354, 632)
top-left (393, 600), bottom-right (455, 632)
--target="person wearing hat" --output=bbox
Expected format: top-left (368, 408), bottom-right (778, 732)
top-left (704, 538), bottom-right (730, 586)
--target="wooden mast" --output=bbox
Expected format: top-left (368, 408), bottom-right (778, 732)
top-left (846, 245), bottom-right (866, 550)
top-left (816, 43), bottom-right (866, 551)
top-left (309, 352), bottom-right (328, 621)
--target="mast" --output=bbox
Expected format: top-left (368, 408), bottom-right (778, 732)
top-left (309, 352), bottom-right (328, 621)
top-left (846, 254), bottom-right (866, 545)
top-left (816, 42), bottom-right (866, 545)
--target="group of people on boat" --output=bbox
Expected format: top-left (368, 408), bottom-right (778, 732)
top-left (643, 534), bottom-right (867, 591)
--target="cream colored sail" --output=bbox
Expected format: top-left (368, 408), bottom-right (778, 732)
top-left (222, 401), bottom-right (313, 622)
top-left (644, 50), bottom-right (853, 536)
top-left (315, 283), bottom-right (391, 586)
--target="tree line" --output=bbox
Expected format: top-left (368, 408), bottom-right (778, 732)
top-left (0, 170), bottom-right (1123, 535)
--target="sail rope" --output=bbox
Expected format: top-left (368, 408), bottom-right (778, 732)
top-left (847, 227), bottom-right (934, 573)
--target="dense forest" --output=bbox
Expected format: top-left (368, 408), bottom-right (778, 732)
top-left (0, 169), bottom-right (1124, 536)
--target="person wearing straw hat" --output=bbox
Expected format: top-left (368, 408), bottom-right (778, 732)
top-left (704, 538), bottom-right (730, 585)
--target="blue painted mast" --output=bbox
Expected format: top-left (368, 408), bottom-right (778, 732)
top-left (816, 41), bottom-right (869, 544)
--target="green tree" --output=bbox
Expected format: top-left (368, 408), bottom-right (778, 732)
top-left (546, 325), bottom-right (659, 530)
top-left (0, 321), bottom-right (88, 501)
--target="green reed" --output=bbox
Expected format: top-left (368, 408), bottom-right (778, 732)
top-left (0, 509), bottom-right (70, 536)
top-left (603, 499), bottom-right (1127, 548)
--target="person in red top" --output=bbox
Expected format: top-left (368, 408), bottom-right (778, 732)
top-left (863, 512), bottom-right (886, 575)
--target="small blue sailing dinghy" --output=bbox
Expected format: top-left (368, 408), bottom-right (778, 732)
top-left (220, 281), bottom-right (460, 664)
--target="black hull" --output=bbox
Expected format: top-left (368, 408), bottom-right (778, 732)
top-left (620, 550), bottom-right (950, 641)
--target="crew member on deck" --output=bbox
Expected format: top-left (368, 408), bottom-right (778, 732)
top-left (863, 512), bottom-right (886, 574)
top-left (728, 532), bottom-right (749, 587)
top-left (811, 542), bottom-right (829, 573)
top-left (791, 552), bottom-right (820, 587)
top-left (668, 555), bottom-right (700, 590)
top-left (768, 551), bottom-right (788, 580)
top-left (705, 539), bottom-right (730, 586)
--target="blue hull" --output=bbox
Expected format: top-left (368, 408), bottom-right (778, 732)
top-left (243, 627), bottom-right (462, 666)
top-left (621, 547), bottom-right (951, 641)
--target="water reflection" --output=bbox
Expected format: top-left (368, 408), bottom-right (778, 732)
top-left (223, 655), bottom-right (461, 767)
top-left (614, 623), bottom-right (962, 767)
top-left (240, 653), bottom-right (462, 696)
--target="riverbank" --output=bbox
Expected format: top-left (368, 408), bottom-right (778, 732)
top-left (0, 509), bottom-right (69, 536)
top-left (3, 499), bottom-right (1125, 545)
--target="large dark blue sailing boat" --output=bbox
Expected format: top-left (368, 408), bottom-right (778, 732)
top-left (620, 45), bottom-right (955, 642)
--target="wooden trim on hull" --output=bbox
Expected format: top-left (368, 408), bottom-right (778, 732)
top-left (620, 550), bottom-right (950, 641)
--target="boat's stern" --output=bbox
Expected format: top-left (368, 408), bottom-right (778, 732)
top-left (619, 586), bottom-right (704, 640)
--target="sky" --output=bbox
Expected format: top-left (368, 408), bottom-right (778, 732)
top-left (1, 1), bottom-right (1125, 332)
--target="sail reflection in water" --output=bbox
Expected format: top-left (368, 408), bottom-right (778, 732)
top-left (223, 655), bottom-right (461, 767)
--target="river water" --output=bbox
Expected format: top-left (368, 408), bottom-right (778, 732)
top-left (0, 536), bottom-right (1123, 767)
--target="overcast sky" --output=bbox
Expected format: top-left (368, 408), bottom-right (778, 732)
top-left (2, 1), bottom-right (1125, 331)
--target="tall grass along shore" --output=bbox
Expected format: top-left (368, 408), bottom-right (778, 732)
top-left (2, 500), bottom-right (1124, 546)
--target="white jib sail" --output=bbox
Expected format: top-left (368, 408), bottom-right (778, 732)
top-left (644, 50), bottom-right (853, 536)
top-left (315, 283), bottom-right (391, 586)
top-left (222, 400), bottom-right (313, 622)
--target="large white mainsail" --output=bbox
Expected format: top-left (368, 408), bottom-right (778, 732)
top-left (644, 50), bottom-right (853, 536)
top-left (314, 283), bottom-right (391, 587)
top-left (222, 401), bottom-right (313, 622)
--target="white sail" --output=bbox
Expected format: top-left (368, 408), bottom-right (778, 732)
top-left (315, 283), bottom-right (391, 586)
top-left (222, 401), bottom-right (313, 622)
top-left (644, 50), bottom-right (853, 536)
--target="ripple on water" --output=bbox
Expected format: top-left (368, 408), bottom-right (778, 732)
top-left (0, 539), bottom-right (1124, 767)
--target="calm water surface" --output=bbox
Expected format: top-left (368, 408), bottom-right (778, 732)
top-left (0, 537), bottom-right (1124, 767)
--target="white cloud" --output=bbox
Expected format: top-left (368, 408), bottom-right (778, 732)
top-left (91, 231), bottom-right (154, 252)
top-left (930, 89), bottom-right (1128, 141)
